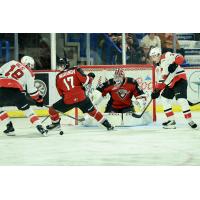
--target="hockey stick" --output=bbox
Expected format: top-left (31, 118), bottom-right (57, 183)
top-left (44, 105), bottom-right (85, 122)
top-left (41, 115), bottom-right (50, 123)
top-left (188, 100), bottom-right (200, 106)
top-left (132, 99), bottom-right (153, 118)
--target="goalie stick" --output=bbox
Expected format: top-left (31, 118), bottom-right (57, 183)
top-left (188, 100), bottom-right (200, 106)
top-left (132, 99), bottom-right (153, 118)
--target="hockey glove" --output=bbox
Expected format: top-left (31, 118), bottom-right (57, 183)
top-left (155, 82), bottom-right (166, 91)
top-left (168, 63), bottom-right (178, 73)
top-left (151, 89), bottom-right (161, 99)
top-left (35, 95), bottom-right (44, 107)
top-left (88, 72), bottom-right (95, 79)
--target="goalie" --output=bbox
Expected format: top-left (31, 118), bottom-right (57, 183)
top-left (84, 69), bottom-right (152, 127)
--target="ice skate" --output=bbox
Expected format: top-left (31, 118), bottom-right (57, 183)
top-left (36, 125), bottom-right (48, 136)
top-left (102, 119), bottom-right (115, 131)
top-left (188, 121), bottom-right (198, 129)
top-left (46, 119), bottom-right (64, 135)
top-left (46, 119), bottom-right (61, 131)
top-left (3, 122), bottom-right (15, 136)
top-left (162, 120), bottom-right (176, 129)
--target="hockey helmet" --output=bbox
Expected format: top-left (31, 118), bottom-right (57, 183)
top-left (114, 68), bottom-right (125, 85)
top-left (57, 57), bottom-right (70, 70)
top-left (21, 56), bottom-right (35, 69)
top-left (149, 47), bottom-right (162, 57)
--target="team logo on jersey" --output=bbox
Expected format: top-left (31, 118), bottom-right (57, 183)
top-left (34, 79), bottom-right (47, 97)
top-left (117, 89), bottom-right (129, 99)
top-left (189, 71), bottom-right (200, 98)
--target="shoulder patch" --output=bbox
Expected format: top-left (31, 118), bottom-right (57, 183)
top-left (126, 77), bottom-right (136, 84)
top-left (108, 78), bottom-right (115, 86)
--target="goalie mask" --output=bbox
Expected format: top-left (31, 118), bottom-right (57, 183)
top-left (57, 57), bottom-right (70, 70)
top-left (21, 56), bottom-right (35, 69)
top-left (114, 69), bottom-right (125, 85)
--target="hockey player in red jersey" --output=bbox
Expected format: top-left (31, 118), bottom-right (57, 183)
top-left (94, 68), bottom-right (147, 113)
top-left (0, 56), bottom-right (48, 136)
top-left (149, 47), bottom-right (198, 129)
top-left (46, 58), bottom-right (114, 131)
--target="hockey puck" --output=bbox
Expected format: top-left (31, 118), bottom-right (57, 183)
top-left (59, 131), bottom-right (64, 135)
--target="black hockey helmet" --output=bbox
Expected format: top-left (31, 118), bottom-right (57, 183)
top-left (57, 57), bottom-right (70, 70)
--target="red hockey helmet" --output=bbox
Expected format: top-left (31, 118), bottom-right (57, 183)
top-left (114, 68), bottom-right (125, 85)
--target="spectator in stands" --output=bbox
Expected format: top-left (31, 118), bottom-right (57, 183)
top-left (115, 34), bottom-right (144, 64)
top-left (37, 37), bottom-right (51, 69)
top-left (194, 33), bottom-right (200, 41)
top-left (108, 33), bottom-right (120, 44)
top-left (158, 33), bottom-right (185, 56)
top-left (98, 33), bottom-right (121, 64)
top-left (140, 33), bottom-right (161, 64)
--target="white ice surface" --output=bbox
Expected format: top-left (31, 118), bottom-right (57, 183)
top-left (0, 112), bottom-right (200, 166)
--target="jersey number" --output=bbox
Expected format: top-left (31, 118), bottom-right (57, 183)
top-left (63, 76), bottom-right (74, 90)
top-left (5, 65), bottom-right (24, 79)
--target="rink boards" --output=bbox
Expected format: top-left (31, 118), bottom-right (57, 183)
top-left (3, 66), bottom-right (200, 119)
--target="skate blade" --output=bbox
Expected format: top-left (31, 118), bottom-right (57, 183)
top-left (47, 126), bottom-right (61, 131)
top-left (190, 126), bottom-right (199, 130)
top-left (42, 131), bottom-right (48, 137)
top-left (47, 127), bottom-right (64, 135)
top-left (163, 125), bottom-right (176, 129)
top-left (5, 131), bottom-right (16, 136)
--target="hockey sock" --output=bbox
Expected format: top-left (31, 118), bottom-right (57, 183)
top-left (161, 97), bottom-right (175, 121)
top-left (177, 98), bottom-right (193, 123)
top-left (88, 109), bottom-right (105, 123)
top-left (49, 107), bottom-right (60, 123)
top-left (24, 108), bottom-right (41, 126)
top-left (0, 111), bottom-right (11, 124)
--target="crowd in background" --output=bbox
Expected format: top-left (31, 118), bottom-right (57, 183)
top-left (1, 33), bottom-right (200, 69)
top-left (105, 33), bottom-right (186, 65)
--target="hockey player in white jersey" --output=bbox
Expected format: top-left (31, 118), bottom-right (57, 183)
top-left (0, 56), bottom-right (48, 136)
top-left (149, 47), bottom-right (198, 129)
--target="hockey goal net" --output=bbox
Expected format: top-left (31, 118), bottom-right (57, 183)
top-left (79, 64), bottom-right (156, 123)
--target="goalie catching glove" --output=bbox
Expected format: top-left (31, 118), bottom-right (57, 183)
top-left (133, 94), bottom-right (148, 110)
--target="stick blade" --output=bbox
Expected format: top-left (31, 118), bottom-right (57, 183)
top-left (79, 118), bottom-right (85, 122)
top-left (131, 113), bottom-right (142, 118)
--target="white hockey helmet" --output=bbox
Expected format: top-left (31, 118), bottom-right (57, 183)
top-left (149, 47), bottom-right (162, 57)
top-left (21, 56), bottom-right (35, 69)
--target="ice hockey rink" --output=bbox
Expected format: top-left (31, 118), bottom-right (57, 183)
top-left (0, 112), bottom-right (200, 166)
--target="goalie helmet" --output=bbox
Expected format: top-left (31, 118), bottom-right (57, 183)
top-left (57, 57), bottom-right (70, 70)
top-left (21, 56), bottom-right (35, 69)
top-left (114, 68), bottom-right (125, 85)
